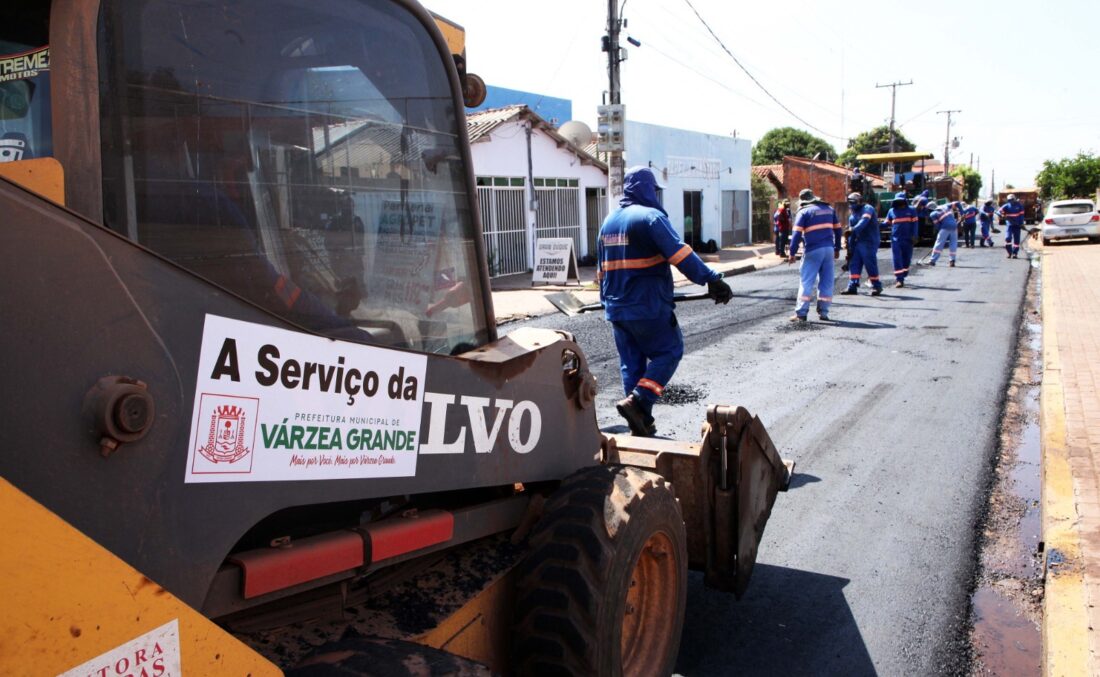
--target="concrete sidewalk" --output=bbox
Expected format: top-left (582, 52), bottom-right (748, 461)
top-left (1039, 242), bottom-right (1100, 676)
top-left (489, 243), bottom-right (783, 324)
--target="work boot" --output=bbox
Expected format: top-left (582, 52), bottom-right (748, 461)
top-left (616, 395), bottom-right (652, 437)
top-left (643, 415), bottom-right (658, 437)
top-left (818, 313), bottom-right (831, 322)
top-left (895, 280), bottom-right (905, 288)
top-left (840, 287), bottom-right (858, 295)
top-left (789, 314), bottom-right (807, 323)
top-left (949, 260), bottom-right (956, 267)
top-left (871, 287), bottom-right (883, 296)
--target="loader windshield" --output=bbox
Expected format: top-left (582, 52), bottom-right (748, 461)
top-left (98, 0), bottom-right (490, 354)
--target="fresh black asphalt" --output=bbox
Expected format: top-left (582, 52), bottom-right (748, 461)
top-left (503, 245), bottom-right (1032, 676)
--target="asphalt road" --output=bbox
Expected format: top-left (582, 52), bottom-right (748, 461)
top-left (504, 244), bottom-right (1032, 676)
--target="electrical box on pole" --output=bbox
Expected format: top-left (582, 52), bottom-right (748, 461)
top-left (596, 104), bottom-right (625, 152)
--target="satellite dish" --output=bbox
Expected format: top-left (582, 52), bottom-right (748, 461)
top-left (559, 120), bottom-right (593, 148)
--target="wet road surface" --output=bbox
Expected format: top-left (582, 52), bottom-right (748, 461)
top-left (504, 245), bottom-right (1031, 676)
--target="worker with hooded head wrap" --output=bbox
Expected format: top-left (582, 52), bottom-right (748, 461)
top-left (978, 198), bottom-right (996, 247)
top-left (597, 166), bottom-right (732, 437)
top-left (884, 192), bottom-right (917, 287)
top-left (997, 194), bottom-right (1026, 258)
top-left (840, 192), bottom-right (882, 296)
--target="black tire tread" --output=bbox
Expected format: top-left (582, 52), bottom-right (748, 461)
top-left (512, 465), bottom-right (683, 676)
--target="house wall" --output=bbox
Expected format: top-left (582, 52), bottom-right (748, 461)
top-left (468, 118), bottom-right (607, 262)
top-left (624, 121), bottom-right (752, 246)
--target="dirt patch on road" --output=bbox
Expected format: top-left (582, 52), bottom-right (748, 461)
top-left (967, 264), bottom-right (1043, 676)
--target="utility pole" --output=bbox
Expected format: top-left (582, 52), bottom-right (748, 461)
top-left (875, 80), bottom-right (913, 152)
top-left (937, 109), bottom-right (961, 184)
top-left (601, 0), bottom-right (625, 206)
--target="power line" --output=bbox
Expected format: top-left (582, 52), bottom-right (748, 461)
top-left (680, 0), bottom-right (845, 140)
top-left (641, 40), bottom-right (769, 110)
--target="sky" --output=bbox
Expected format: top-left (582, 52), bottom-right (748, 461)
top-left (426, 0), bottom-right (1100, 192)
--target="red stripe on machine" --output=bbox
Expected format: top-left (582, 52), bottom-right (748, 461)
top-left (363, 510), bottom-right (454, 563)
top-left (230, 530), bottom-right (365, 599)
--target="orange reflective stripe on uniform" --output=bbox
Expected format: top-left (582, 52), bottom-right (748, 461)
top-left (803, 223), bottom-right (834, 234)
top-left (668, 245), bottom-right (692, 265)
top-left (637, 378), bottom-right (664, 395)
top-left (601, 255), bottom-right (666, 271)
top-left (274, 275), bottom-right (302, 309)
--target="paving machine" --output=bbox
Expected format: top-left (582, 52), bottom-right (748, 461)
top-left (0, 1), bottom-right (791, 674)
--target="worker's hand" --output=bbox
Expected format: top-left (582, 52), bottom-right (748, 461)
top-left (707, 278), bottom-right (733, 305)
top-left (787, 255), bottom-right (796, 265)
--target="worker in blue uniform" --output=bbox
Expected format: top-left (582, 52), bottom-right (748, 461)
top-left (959, 201), bottom-right (979, 248)
top-left (597, 166), bottom-right (733, 437)
top-left (979, 199), bottom-right (996, 247)
top-left (788, 188), bottom-right (842, 321)
top-left (884, 192), bottom-right (917, 288)
top-left (927, 202), bottom-right (960, 266)
top-left (840, 192), bottom-right (883, 296)
top-left (998, 193), bottom-right (1026, 258)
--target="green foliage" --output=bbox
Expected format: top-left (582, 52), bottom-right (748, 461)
top-left (751, 174), bottom-right (777, 242)
top-left (752, 127), bottom-right (836, 165)
top-left (837, 126), bottom-right (917, 175)
top-left (1035, 152), bottom-right (1100, 200)
top-left (950, 166), bottom-right (983, 201)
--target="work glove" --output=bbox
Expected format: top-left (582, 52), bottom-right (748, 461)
top-left (708, 276), bottom-right (733, 305)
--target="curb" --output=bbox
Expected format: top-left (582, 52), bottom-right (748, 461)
top-left (1040, 254), bottom-right (1091, 676)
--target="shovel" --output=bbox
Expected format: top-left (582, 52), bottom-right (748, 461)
top-left (546, 290), bottom-right (713, 316)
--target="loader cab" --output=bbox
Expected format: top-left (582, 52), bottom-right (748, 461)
top-left (8, 0), bottom-right (494, 355)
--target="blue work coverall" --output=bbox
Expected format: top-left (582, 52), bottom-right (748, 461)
top-left (929, 206), bottom-right (959, 265)
top-left (999, 200), bottom-right (1026, 257)
top-left (845, 203), bottom-right (882, 292)
top-left (885, 201), bottom-right (917, 284)
top-left (789, 202), bottom-right (842, 318)
top-left (959, 204), bottom-right (979, 247)
top-left (597, 168), bottom-right (722, 418)
top-left (979, 203), bottom-right (996, 246)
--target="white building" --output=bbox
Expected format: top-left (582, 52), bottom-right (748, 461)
top-left (466, 105), bottom-right (607, 277)
top-left (620, 121), bottom-right (753, 248)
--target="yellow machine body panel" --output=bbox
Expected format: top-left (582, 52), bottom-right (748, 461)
top-left (0, 157), bottom-right (65, 205)
top-left (0, 478), bottom-right (280, 676)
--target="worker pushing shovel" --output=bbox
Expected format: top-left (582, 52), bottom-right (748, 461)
top-left (595, 166), bottom-right (732, 437)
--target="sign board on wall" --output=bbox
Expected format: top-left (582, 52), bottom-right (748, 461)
top-left (531, 238), bottom-right (580, 285)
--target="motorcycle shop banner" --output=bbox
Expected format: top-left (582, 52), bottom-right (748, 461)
top-left (185, 315), bottom-right (427, 483)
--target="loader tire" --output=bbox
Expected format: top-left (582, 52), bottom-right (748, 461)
top-left (513, 465), bottom-right (687, 676)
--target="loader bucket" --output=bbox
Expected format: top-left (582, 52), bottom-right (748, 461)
top-left (603, 405), bottom-right (792, 598)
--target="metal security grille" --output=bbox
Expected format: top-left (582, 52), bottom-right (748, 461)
top-left (477, 186), bottom-right (528, 277)
top-left (535, 187), bottom-right (582, 253)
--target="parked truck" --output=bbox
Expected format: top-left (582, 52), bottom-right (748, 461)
top-left (998, 188), bottom-right (1042, 224)
top-left (0, 1), bottom-right (790, 674)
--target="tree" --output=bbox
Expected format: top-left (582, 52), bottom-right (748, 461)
top-left (752, 127), bottom-right (836, 166)
top-left (837, 126), bottom-right (917, 175)
top-left (750, 173), bottom-right (777, 242)
top-left (1035, 152), bottom-right (1100, 200)
top-left (950, 166), bottom-right (983, 201)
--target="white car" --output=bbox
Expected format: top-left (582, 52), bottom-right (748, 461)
top-left (1042, 199), bottom-right (1100, 244)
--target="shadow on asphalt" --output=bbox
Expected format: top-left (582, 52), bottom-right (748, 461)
top-left (823, 319), bottom-right (896, 330)
top-left (873, 293), bottom-right (924, 301)
top-left (787, 472), bottom-right (821, 489)
top-left (912, 285), bottom-right (961, 292)
top-left (677, 564), bottom-right (875, 676)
